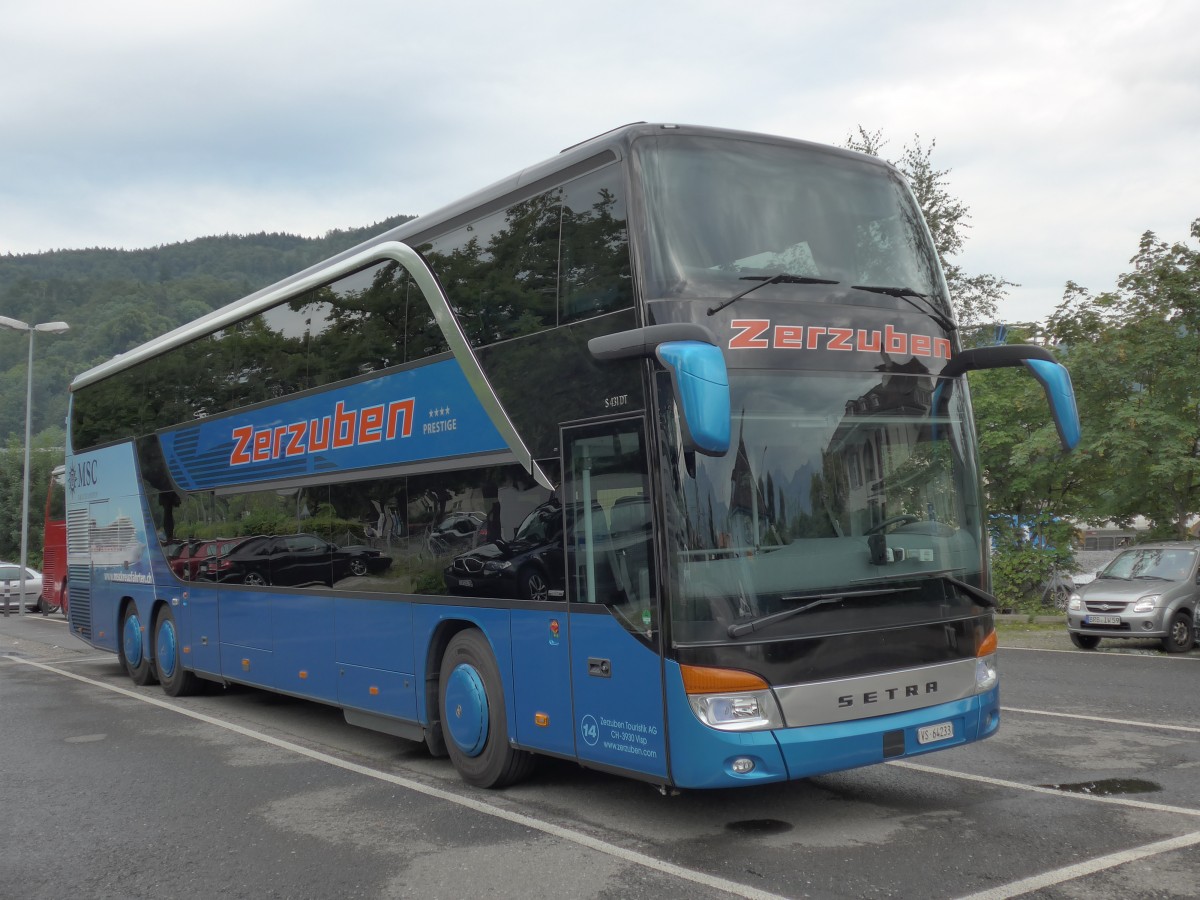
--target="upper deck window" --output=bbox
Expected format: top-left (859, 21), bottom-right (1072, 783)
top-left (634, 135), bottom-right (948, 315)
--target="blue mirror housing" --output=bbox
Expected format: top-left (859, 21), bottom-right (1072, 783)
top-left (940, 343), bottom-right (1081, 452)
top-left (589, 324), bottom-right (732, 457)
top-left (1023, 358), bottom-right (1081, 451)
top-left (655, 341), bottom-right (731, 455)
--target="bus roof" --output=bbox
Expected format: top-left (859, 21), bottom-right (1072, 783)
top-left (71, 123), bottom-right (883, 391)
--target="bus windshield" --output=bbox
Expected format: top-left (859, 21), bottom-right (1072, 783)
top-left (665, 369), bottom-right (985, 643)
top-left (635, 134), bottom-right (948, 312)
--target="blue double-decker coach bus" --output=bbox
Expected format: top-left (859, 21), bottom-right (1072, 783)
top-left (64, 123), bottom-right (1079, 789)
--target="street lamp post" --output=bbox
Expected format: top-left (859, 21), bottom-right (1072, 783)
top-left (0, 316), bottom-right (69, 618)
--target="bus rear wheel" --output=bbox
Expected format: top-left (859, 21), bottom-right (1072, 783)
top-left (119, 604), bottom-right (157, 685)
top-left (154, 605), bottom-right (201, 696)
top-left (438, 629), bottom-right (534, 788)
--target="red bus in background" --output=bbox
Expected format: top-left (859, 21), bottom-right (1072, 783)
top-left (40, 464), bottom-right (67, 615)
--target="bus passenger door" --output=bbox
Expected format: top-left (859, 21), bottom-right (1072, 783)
top-left (563, 418), bottom-right (668, 781)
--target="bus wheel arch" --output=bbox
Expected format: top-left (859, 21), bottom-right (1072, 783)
top-left (436, 628), bottom-right (534, 788)
top-left (118, 598), bottom-right (157, 686)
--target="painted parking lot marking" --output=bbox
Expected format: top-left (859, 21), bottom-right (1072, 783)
top-left (1002, 645), bottom-right (1200, 662)
top-left (1002, 705), bottom-right (1200, 735)
top-left (890, 759), bottom-right (1200, 819)
top-left (6, 654), bottom-right (787, 900)
top-left (954, 829), bottom-right (1200, 900)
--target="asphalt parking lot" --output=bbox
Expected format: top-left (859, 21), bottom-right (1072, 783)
top-left (2, 612), bottom-right (1198, 899)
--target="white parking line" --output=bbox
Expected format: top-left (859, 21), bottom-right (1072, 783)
top-left (38, 655), bottom-right (116, 666)
top-left (1002, 706), bottom-right (1200, 735)
top-left (1003, 645), bottom-right (1200, 662)
top-left (889, 759), bottom-right (1200, 818)
top-left (9, 655), bottom-right (786, 900)
top-left (954, 829), bottom-right (1200, 900)
top-left (894, 758), bottom-right (1200, 898)
top-left (24, 616), bottom-right (68, 626)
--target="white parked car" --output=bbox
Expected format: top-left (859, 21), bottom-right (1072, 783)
top-left (0, 563), bottom-right (43, 612)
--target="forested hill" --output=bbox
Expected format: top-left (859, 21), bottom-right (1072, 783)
top-left (0, 215), bottom-right (414, 445)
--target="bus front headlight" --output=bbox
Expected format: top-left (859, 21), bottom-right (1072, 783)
top-left (688, 691), bottom-right (784, 731)
top-left (681, 665), bottom-right (784, 732)
top-left (975, 654), bottom-right (998, 693)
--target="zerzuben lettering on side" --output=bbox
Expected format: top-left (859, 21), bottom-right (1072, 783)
top-left (230, 397), bottom-right (416, 466)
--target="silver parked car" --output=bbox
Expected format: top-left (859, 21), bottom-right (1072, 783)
top-left (0, 563), bottom-right (44, 612)
top-left (1066, 542), bottom-right (1200, 653)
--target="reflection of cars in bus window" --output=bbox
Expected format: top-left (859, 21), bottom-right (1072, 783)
top-left (444, 499), bottom-right (650, 605)
top-left (444, 502), bottom-right (566, 602)
top-left (427, 511), bottom-right (486, 556)
top-left (204, 534), bottom-right (391, 587)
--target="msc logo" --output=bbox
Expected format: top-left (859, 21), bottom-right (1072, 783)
top-left (68, 459), bottom-right (99, 495)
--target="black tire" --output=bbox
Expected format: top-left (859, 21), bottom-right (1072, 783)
top-left (153, 605), bottom-right (201, 696)
top-left (1043, 583), bottom-right (1071, 611)
top-left (438, 630), bottom-right (534, 788)
top-left (37, 594), bottom-right (60, 615)
top-left (518, 567), bottom-right (549, 602)
top-left (1069, 632), bottom-right (1101, 650)
top-left (243, 570), bottom-right (268, 586)
top-left (1162, 610), bottom-right (1193, 654)
top-left (119, 604), bottom-right (158, 685)
top-left (349, 558), bottom-right (368, 577)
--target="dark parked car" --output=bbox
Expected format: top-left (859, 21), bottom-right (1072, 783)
top-left (1066, 542), bottom-right (1200, 652)
top-left (426, 511), bottom-right (486, 556)
top-left (170, 537), bottom-right (245, 580)
top-left (206, 533), bottom-right (392, 587)
top-left (444, 502), bottom-right (566, 601)
top-left (444, 497), bottom-right (650, 604)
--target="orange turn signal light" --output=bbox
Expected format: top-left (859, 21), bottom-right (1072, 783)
top-left (680, 665), bottom-right (768, 695)
top-left (977, 629), bottom-right (998, 657)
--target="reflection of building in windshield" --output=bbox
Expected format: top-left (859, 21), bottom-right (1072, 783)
top-left (823, 359), bottom-right (944, 535)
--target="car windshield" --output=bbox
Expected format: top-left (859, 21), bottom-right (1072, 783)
top-left (661, 369), bottom-right (985, 643)
top-left (1100, 548), bottom-right (1196, 582)
top-left (514, 505), bottom-right (562, 544)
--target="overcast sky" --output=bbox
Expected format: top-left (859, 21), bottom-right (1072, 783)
top-left (2, 0), bottom-right (1196, 322)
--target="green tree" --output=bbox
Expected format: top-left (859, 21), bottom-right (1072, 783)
top-left (1049, 218), bottom-right (1200, 538)
top-left (845, 128), bottom-right (1012, 330)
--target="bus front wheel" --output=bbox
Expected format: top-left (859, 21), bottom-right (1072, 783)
top-left (438, 629), bottom-right (534, 788)
top-left (119, 604), bottom-right (158, 686)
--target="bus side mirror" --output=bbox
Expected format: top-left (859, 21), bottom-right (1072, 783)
top-left (588, 323), bottom-right (731, 456)
top-left (654, 341), bottom-right (730, 456)
top-left (941, 344), bottom-right (1081, 451)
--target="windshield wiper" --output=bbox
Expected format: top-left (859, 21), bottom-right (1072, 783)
top-left (851, 284), bottom-right (956, 334)
top-left (707, 273), bottom-right (839, 317)
top-left (848, 569), bottom-right (998, 608)
top-left (726, 586), bottom-right (913, 638)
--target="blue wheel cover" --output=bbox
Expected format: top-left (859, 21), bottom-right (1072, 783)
top-left (444, 662), bottom-right (489, 757)
top-left (157, 618), bottom-right (177, 678)
top-left (123, 613), bottom-right (143, 667)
